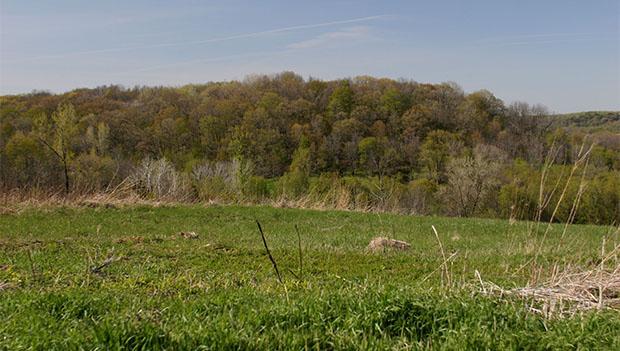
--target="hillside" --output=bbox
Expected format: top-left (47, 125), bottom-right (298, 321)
top-left (1, 73), bottom-right (619, 224)
top-left (549, 111), bottom-right (620, 132)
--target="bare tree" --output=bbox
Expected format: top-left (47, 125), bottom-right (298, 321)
top-left (441, 145), bottom-right (506, 216)
top-left (502, 102), bottom-right (552, 163)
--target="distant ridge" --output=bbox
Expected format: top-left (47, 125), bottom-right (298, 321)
top-left (548, 111), bottom-right (620, 132)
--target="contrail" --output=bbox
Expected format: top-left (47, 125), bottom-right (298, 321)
top-left (13, 15), bottom-right (390, 62)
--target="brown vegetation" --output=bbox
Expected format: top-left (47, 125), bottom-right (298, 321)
top-left (366, 237), bottom-right (411, 252)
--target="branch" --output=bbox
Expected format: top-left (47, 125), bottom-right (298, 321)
top-left (36, 136), bottom-right (64, 161)
top-left (256, 220), bottom-right (283, 284)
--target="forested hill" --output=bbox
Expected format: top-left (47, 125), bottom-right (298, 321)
top-left (548, 111), bottom-right (620, 132)
top-left (1, 72), bottom-right (619, 224)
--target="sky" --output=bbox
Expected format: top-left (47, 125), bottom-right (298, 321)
top-left (1, 0), bottom-right (618, 113)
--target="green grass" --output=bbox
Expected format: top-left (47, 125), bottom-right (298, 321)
top-left (1, 205), bottom-right (619, 350)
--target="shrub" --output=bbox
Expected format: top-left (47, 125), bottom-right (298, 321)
top-left (439, 145), bottom-right (503, 217)
top-left (278, 139), bottom-right (311, 198)
top-left (191, 159), bottom-right (256, 202)
top-left (577, 172), bottom-right (620, 224)
top-left (242, 176), bottom-right (271, 202)
top-left (73, 153), bottom-right (116, 192)
top-left (278, 170), bottom-right (309, 198)
top-left (406, 178), bottom-right (438, 215)
top-left (130, 158), bottom-right (193, 201)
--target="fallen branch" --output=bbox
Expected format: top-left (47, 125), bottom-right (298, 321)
top-left (256, 220), bottom-right (283, 284)
top-left (91, 255), bottom-right (121, 274)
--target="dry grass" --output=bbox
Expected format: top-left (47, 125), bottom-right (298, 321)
top-left (178, 231), bottom-right (199, 239)
top-left (480, 139), bottom-right (617, 319)
top-left (0, 180), bottom-right (186, 213)
top-left (366, 237), bottom-right (411, 252)
top-left (478, 242), bottom-right (620, 318)
top-left (0, 281), bottom-right (16, 291)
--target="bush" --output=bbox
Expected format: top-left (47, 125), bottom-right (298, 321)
top-left (73, 153), bottom-right (116, 192)
top-left (242, 176), bottom-right (271, 201)
top-left (194, 176), bottom-right (235, 202)
top-left (278, 139), bottom-right (311, 198)
top-left (130, 158), bottom-right (193, 201)
top-left (191, 160), bottom-right (236, 201)
top-left (439, 145), bottom-right (503, 217)
top-left (306, 173), bottom-right (349, 209)
top-left (277, 170), bottom-right (309, 198)
top-left (577, 172), bottom-right (620, 224)
top-left (406, 178), bottom-right (438, 215)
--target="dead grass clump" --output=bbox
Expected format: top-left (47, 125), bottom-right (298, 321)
top-left (0, 206), bottom-right (18, 215)
top-left (367, 237), bottom-right (411, 252)
top-left (477, 252), bottom-right (620, 318)
top-left (178, 231), bottom-right (199, 239)
top-left (114, 236), bottom-right (145, 244)
top-left (0, 282), bottom-right (16, 291)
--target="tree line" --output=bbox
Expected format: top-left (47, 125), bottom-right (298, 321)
top-left (1, 72), bottom-right (618, 224)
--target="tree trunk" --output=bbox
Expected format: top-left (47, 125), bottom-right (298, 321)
top-left (63, 159), bottom-right (70, 194)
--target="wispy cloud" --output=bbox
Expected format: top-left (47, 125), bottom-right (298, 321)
top-left (287, 26), bottom-right (371, 49)
top-left (124, 24), bottom-right (380, 75)
top-left (116, 49), bottom-right (296, 75)
top-left (11, 15), bottom-right (390, 63)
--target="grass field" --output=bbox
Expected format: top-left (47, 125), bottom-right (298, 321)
top-left (1, 204), bottom-right (619, 349)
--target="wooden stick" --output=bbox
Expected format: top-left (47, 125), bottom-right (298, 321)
top-left (256, 220), bottom-right (283, 284)
top-left (91, 255), bottom-right (119, 274)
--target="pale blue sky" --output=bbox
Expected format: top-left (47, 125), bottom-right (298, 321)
top-left (1, 0), bottom-right (618, 112)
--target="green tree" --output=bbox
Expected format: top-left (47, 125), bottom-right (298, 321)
top-left (380, 87), bottom-right (410, 116)
top-left (86, 122), bottom-right (110, 155)
top-left (34, 103), bottom-right (79, 193)
top-left (419, 130), bottom-right (462, 183)
top-left (327, 81), bottom-right (354, 118)
top-left (4, 132), bottom-right (47, 187)
top-left (358, 137), bottom-right (395, 178)
top-left (279, 137), bottom-right (311, 197)
top-left (457, 90), bottom-right (505, 143)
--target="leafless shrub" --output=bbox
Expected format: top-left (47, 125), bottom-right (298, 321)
top-left (191, 159), bottom-right (255, 201)
top-left (130, 158), bottom-right (193, 201)
top-left (191, 160), bottom-right (237, 185)
top-left (440, 144), bottom-right (505, 217)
